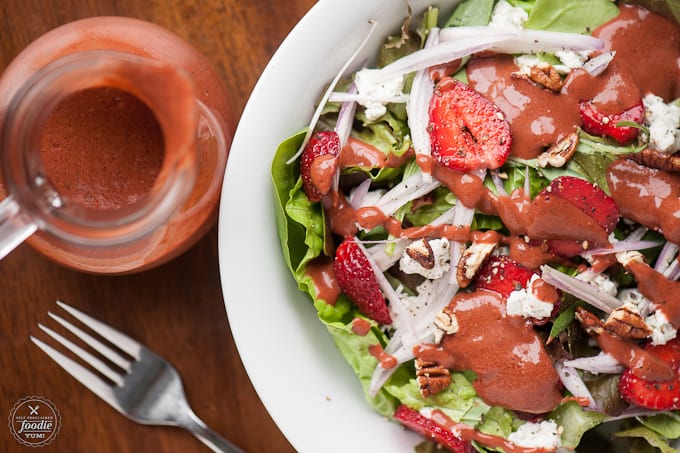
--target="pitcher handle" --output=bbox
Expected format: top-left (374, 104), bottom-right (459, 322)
top-left (0, 196), bottom-right (37, 260)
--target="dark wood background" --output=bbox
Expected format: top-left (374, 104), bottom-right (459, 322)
top-left (0, 0), bottom-right (316, 451)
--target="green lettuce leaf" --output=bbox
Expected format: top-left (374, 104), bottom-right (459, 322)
top-left (638, 413), bottom-right (680, 440)
top-left (525, 0), bottom-right (620, 34)
top-left (621, 0), bottom-right (680, 23)
top-left (550, 400), bottom-right (607, 448)
top-left (272, 130), bottom-right (313, 275)
top-left (322, 315), bottom-right (400, 416)
top-left (445, 0), bottom-right (495, 27)
top-left (615, 424), bottom-right (679, 453)
top-left (385, 372), bottom-right (487, 423)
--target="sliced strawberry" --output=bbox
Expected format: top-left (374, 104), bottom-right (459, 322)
top-left (476, 255), bottom-right (536, 298)
top-left (476, 255), bottom-right (559, 324)
top-left (579, 100), bottom-right (644, 144)
top-left (429, 78), bottom-right (511, 173)
top-left (619, 338), bottom-right (680, 410)
top-left (300, 130), bottom-right (340, 202)
top-left (394, 405), bottom-right (475, 453)
top-left (334, 237), bottom-right (392, 325)
top-left (541, 176), bottom-right (620, 256)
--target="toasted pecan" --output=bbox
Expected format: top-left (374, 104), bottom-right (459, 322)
top-left (415, 357), bottom-right (451, 398)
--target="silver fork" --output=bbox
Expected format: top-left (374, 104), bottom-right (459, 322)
top-left (30, 301), bottom-right (245, 453)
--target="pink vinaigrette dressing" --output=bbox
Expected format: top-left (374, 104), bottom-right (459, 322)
top-left (0, 17), bottom-right (233, 274)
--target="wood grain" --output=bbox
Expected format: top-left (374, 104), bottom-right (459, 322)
top-left (0, 1), bottom-right (315, 451)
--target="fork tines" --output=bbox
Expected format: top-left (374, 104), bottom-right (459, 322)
top-left (30, 301), bottom-right (142, 408)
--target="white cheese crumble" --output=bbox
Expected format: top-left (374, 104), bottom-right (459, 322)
top-left (508, 420), bottom-right (562, 450)
top-left (646, 309), bottom-right (678, 346)
top-left (617, 288), bottom-right (651, 317)
top-left (576, 269), bottom-right (619, 297)
top-left (643, 93), bottom-right (680, 153)
top-left (555, 49), bottom-right (590, 69)
top-left (489, 0), bottom-right (528, 30)
top-left (399, 238), bottom-right (450, 279)
top-left (353, 69), bottom-right (405, 121)
top-left (506, 274), bottom-right (554, 320)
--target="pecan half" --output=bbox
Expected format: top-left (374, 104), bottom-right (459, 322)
top-left (575, 307), bottom-right (605, 336)
top-left (512, 64), bottom-right (565, 92)
top-left (415, 357), bottom-right (451, 398)
top-left (537, 132), bottom-right (579, 168)
top-left (628, 148), bottom-right (680, 172)
top-left (433, 309), bottom-right (459, 343)
top-left (604, 305), bottom-right (651, 340)
top-left (405, 239), bottom-right (436, 269)
top-left (456, 241), bottom-right (498, 288)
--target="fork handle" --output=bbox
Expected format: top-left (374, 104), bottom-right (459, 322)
top-left (181, 410), bottom-right (246, 453)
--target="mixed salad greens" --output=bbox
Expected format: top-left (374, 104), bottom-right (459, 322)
top-left (273, 0), bottom-right (680, 451)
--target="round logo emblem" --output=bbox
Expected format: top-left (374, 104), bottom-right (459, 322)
top-left (7, 396), bottom-right (61, 447)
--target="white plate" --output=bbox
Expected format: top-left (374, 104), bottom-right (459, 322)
top-left (218, 1), bottom-right (456, 451)
top-left (218, 1), bottom-right (680, 452)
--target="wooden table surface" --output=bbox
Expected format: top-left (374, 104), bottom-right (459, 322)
top-left (0, 1), bottom-right (316, 451)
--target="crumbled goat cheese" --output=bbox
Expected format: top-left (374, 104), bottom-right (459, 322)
top-left (643, 93), bottom-right (680, 153)
top-left (508, 421), bottom-right (562, 450)
top-left (617, 288), bottom-right (651, 317)
top-left (576, 270), bottom-right (619, 297)
top-left (399, 238), bottom-right (450, 279)
top-left (506, 275), bottom-right (554, 320)
top-left (353, 69), bottom-right (405, 121)
top-left (555, 49), bottom-right (590, 69)
top-left (489, 0), bottom-right (528, 30)
top-left (646, 309), bottom-right (678, 345)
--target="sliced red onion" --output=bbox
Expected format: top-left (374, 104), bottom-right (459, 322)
top-left (368, 328), bottom-right (433, 397)
top-left (523, 166), bottom-right (530, 196)
top-left (407, 27), bottom-right (439, 183)
top-left (355, 238), bottom-right (415, 333)
top-left (365, 238), bottom-right (408, 272)
top-left (368, 33), bottom-right (513, 82)
top-left (583, 239), bottom-right (663, 256)
top-left (540, 265), bottom-right (622, 313)
top-left (440, 27), bottom-right (604, 53)
top-left (286, 20), bottom-right (378, 164)
top-left (655, 241), bottom-right (679, 273)
top-left (665, 259), bottom-right (680, 281)
top-left (555, 361), bottom-right (599, 411)
top-left (563, 352), bottom-right (625, 375)
top-left (604, 407), bottom-right (671, 423)
top-left (335, 82), bottom-right (359, 150)
top-left (582, 51), bottom-right (615, 76)
top-left (329, 92), bottom-right (409, 104)
top-left (373, 171), bottom-right (441, 216)
top-left (487, 29), bottom-right (603, 55)
top-left (348, 178), bottom-right (372, 209)
top-left (491, 170), bottom-right (508, 196)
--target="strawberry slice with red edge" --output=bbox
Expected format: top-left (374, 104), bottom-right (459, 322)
top-left (300, 130), bottom-right (340, 202)
top-left (579, 100), bottom-right (644, 144)
top-left (542, 176), bottom-right (620, 256)
top-left (476, 255), bottom-right (536, 298)
top-left (334, 236), bottom-right (392, 325)
top-left (476, 255), bottom-right (559, 324)
top-left (429, 78), bottom-right (511, 173)
top-left (619, 338), bottom-right (680, 410)
top-left (394, 405), bottom-right (475, 453)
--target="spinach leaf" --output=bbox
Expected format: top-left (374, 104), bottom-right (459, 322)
top-left (525, 0), bottom-right (619, 34)
top-left (445, 0), bottom-right (495, 27)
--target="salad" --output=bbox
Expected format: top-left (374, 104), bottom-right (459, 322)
top-left (272, 0), bottom-right (680, 451)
